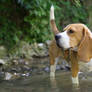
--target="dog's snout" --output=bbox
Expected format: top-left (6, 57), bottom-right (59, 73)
top-left (55, 35), bottom-right (61, 40)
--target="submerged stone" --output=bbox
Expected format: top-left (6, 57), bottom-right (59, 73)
top-left (5, 72), bottom-right (13, 80)
top-left (44, 66), bottom-right (50, 72)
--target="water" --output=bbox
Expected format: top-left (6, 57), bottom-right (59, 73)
top-left (0, 72), bottom-right (92, 92)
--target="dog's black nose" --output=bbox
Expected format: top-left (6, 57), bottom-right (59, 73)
top-left (55, 35), bottom-right (61, 40)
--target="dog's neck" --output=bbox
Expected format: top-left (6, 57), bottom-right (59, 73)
top-left (71, 47), bottom-right (78, 52)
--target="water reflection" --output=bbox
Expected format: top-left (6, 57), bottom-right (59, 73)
top-left (0, 72), bottom-right (91, 92)
top-left (50, 74), bottom-right (81, 92)
top-left (50, 78), bottom-right (60, 92)
top-left (72, 85), bottom-right (81, 92)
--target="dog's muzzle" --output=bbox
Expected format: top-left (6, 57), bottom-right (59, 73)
top-left (55, 33), bottom-right (70, 50)
top-left (55, 35), bottom-right (61, 40)
top-left (55, 34), bottom-right (62, 48)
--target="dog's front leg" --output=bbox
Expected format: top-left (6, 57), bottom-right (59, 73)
top-left (70, 51), bottom-right (79, 86)
top-left (50, 57), bottom-right (59, 78)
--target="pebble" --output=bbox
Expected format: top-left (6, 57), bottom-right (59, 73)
top-left (44, 67), bottom-right (49, 72)
top-left (38, 43), bottom-right (44, 47)
top-left (0, 59), bottom-right (5, 65)
top-left (5, 72), bottom-right (13, 80)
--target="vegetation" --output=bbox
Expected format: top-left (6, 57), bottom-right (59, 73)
top-left (0, 0), bottom-right (88, 49)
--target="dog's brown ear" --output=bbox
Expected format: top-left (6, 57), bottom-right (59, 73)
top-left (78, 25), bottom-right (92, 62)
top-left (50, 5), bottom-right (59, 35)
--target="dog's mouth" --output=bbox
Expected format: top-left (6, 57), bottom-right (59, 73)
top-left (55, 39), bottom-right (72, 50)
top-left (56, 40), bottom-right (68, 50)
top-left (56, 40), bottom-right (61, 48)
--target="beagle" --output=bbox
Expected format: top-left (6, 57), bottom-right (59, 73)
top-left (49, 40), bottom-right (70, 77)
top-left (49, 5), bottom-right (92, 85)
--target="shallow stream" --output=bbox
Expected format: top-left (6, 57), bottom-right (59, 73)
top-left (0, 71), bottom-right (92, 92)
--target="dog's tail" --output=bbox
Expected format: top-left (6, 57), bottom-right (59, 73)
top-left (50, 5), bottom-right (59, 35)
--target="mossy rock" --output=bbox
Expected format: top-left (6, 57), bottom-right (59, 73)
top-left (0, 46), bottom-right (7, 58)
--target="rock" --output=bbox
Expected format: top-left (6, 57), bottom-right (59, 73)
top-left (25, 61), bottom-right (29, 65)
top-left (11, 67), bottom-right (21, 72)
top-left (0, 72), bottom-right (5, 79)
top-left (65, 66), bottom-right (71, 71)
top-left (44, 66), bottom-right (50, 72)
top-left (0, 46), bottom-right (7, 58)
top-left (8, 41), bottom-right (49, 62)
top-left (56, 65), bottom-right (61, 70)
top-left (9, 41), bottom-right (33, 60)
top-left (0, 59), bottom-right (5, 65)
top-left (38, 43), bottom-right (44, 47)
top-left (31, 43), bottom-right (48, 57)
top-left (18, 59), bottom-right (29, 65)
top-left (79, 60), bottom-right (92, 72)
top-left (5, 72), bottom-right (13, 80)
top-left (5, 72), bottom-right (20, 80)
top-left (12, 59), bottom-right (19, 65)
top-left (21, 73), bottom-right (30, 77)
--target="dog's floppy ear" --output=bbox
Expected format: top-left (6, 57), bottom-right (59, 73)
top-left (78, 25), bottom-right (92, 62)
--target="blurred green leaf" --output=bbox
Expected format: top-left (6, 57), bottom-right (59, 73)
top-left (0, 0), bottom-right (88, 49)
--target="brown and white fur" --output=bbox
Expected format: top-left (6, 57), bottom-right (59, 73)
top-left (49, 40), bottom-right (70, 77)
top-left (49, 5), bottom-right (92, 85)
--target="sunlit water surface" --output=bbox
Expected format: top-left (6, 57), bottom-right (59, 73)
top-left (0, 72), bottom-right (92, 92)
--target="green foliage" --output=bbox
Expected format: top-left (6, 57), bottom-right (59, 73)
top-left (23, 0), bottom-right (59, 43)
top-left (0, 0), bottom-right (25, 49)
top-left (0, 0), bottom-right (88, 49)
top-left (24, 0), bottom-right (88, 42)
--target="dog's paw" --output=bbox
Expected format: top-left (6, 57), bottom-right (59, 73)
top-left (50, 72), bottom-right (55, 78)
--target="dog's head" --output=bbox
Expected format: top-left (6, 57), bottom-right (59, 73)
top-left (55, 24), bottom-right (92, 50)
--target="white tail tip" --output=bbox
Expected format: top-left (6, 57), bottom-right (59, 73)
top-left (51, 5), bottom-right (54, 11)
top-left (50, 5), bottom-right (54, 20)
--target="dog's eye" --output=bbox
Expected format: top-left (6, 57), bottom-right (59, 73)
top-left (68, 30), bottom-right (74, 34)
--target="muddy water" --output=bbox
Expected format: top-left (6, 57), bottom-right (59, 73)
top-left (0, 72), bottom-right (92, 92)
